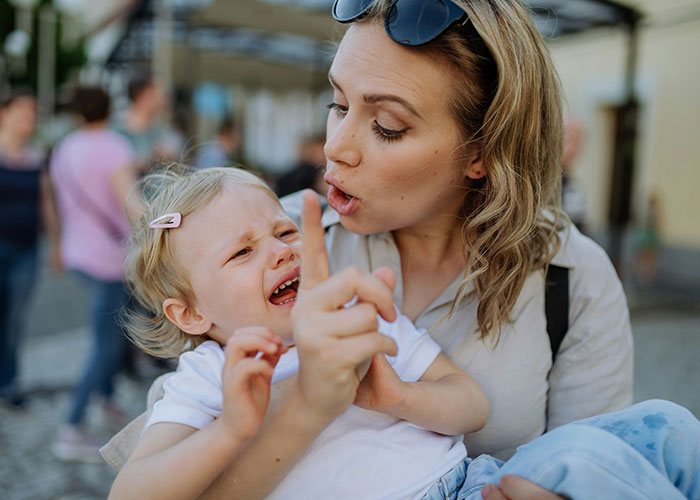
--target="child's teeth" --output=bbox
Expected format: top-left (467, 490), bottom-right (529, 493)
top-left (285, 280), bottom-right (293, 286)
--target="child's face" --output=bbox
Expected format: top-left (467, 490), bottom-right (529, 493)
top-left (172, 184), bottom-right (301, 344)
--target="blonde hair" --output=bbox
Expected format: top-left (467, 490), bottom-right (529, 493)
top-left (364, 0), bottom-right (565, 340)
top-left (125, 165), bottom-right (279, 358)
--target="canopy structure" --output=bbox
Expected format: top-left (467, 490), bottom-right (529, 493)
top-left (108, 0), bottom-right (643, 90)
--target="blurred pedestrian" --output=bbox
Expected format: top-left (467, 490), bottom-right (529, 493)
top-left (193, 117), bottom-right (240, 170)
top-left (49, 86), bottom-right (139, 462)
top-left (112, 74), bottom-right (168, 173)
top-left (275, 134), bottom-right (328, 198)
top-left (561, 119), bottom-right (588, 234)
top-left (635, 192), bottom-right (663, 287)
top-left (0, 89), bottom-right (60, 408)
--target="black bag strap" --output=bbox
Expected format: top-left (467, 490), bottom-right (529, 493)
top-left (545, 264), bottom-right (569, 361)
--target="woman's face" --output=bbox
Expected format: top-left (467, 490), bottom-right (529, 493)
top-left (325, 22), bottom-right (470, 236)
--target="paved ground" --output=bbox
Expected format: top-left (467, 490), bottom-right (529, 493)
top-left (1, 244), bottom-right (699, 500)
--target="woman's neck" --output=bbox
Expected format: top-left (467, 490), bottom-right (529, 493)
top-left (392, 217), bottom-right (466, 321)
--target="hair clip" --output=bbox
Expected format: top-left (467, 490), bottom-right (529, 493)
top-left (149, 212), bottom-right (182, 229)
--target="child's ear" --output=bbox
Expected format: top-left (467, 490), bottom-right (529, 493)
top-left (163, 298), bottom-right (212, 336)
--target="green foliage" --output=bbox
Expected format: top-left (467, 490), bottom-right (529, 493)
top-left (1, 0), bottom-right (87, 93)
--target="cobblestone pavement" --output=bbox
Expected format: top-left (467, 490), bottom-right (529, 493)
top-left (1, 245), bottom-right (699, 499)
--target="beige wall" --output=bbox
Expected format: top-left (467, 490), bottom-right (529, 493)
top-left (549, 17), bottom-right (700, 248)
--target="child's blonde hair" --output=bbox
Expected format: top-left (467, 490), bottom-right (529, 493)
top-left (125, 165), bottom-right (279, 358)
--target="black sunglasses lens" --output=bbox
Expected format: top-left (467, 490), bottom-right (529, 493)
top-left (387, 0), bottom-right (454, 45)
top-left (333, 0), bottom-right (375, 22)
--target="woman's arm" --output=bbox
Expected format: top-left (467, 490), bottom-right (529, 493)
top-left (355, 352), bottom-right (489, 436)
top-left (38, 169), bottom-right (62, 273)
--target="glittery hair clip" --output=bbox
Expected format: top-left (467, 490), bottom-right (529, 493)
top-left (149, 212), bottom-right (182, 229)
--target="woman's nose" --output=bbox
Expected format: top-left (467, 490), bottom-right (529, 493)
top-left (324, 115), bottom-right (361, 168)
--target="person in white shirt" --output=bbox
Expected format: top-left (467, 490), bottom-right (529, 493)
top-left (107, 167), bottom-right (700, 500)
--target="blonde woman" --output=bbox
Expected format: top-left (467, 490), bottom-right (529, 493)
top-left (106, 1), bottom-right (634, 498)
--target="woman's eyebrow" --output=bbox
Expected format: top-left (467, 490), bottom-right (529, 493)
top-left (328, 72), bottom-right (423, 121)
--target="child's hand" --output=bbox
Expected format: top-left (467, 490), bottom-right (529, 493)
top-left (220, 327), bottom-right (286, 442)
top-left (292, 191), bottom-right (399, 422)
top-left (354, 353), bottom-right (407, 414)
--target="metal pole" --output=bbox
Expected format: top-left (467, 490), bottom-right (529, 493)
top-left (153, 0), bottom-right (173, 123)
top-left (37, 5), bottom-right (56, 125)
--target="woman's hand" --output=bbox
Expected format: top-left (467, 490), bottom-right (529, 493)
top-left (220, 327), bottom-right (285, 441)
top-left (482, 476), bottom-right (567, 500)
top-left (354, 353), bottom-right (406, 413)
top-left (291, 191), bottom-right (399, 422)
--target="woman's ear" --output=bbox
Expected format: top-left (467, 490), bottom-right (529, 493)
top-left (163, 298), bottom-right (212, 336)
top-left (465, 158), bottom-right (486, 180)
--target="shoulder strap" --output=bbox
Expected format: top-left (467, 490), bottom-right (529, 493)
top-left (545, 264), bottom-right (569, 361)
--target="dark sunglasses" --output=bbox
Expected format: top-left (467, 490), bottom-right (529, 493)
top-left (332, 0), bottom-right (468, 46)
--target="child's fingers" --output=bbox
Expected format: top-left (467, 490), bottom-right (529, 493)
top-left (306, 267), bottom-right (397, 323)
top-left (311, 302), bottom-right (379, 338)
top-left (224, 331), bottom-right (282, 370)
top-left (300, 190), bottom-right (330, 290)
top-left (338, 331), bottom-right (398, 365)
top-left (228, 358), bottom-right (276, 385)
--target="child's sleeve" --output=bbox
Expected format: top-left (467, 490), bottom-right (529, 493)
top-left (145, 341), bottom-right (225, 430)
top-left (380, 311), bottom-right (442, 383)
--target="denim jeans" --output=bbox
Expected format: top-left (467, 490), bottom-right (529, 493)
top-left (67, 272), bottom-right (129, 425)
top-left (0, 240), bottom-right (38, 393)
top-left (421, 400), bottom-right (700, 500)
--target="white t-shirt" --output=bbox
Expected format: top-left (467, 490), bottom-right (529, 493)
top-left (147, 312), bottom-right (466, 500)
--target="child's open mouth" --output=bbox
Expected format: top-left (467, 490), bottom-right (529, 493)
top-left (269, 276), bottom-right (300, 306)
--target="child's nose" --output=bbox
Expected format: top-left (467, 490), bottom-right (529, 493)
top-left (269, 241), bottom-right (295, 269)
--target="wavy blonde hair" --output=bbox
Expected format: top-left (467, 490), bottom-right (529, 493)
top-left (124, 165), bottom-right (279, 358)
top-left (364, 0), bottom-right (565, 340)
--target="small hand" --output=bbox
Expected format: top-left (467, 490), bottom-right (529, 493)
top-left (482, 475), bottom-right (567, 500)
top-left (292, 191), bottom-right (398, 422)
top-left (354, 353), bottom-right (406, 414)
top-left (220, 327), bottom-right (286, 441)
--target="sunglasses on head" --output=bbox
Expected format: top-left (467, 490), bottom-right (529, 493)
top-left (332, 0), bottom-right (468, 46)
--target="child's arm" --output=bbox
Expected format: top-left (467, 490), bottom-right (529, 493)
top-left (108, 329), bottom-right (284, 500)
top-left (355, 352), bottom-right (489, 436)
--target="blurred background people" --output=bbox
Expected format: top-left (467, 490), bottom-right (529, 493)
top-left (0, 89), bottom-right (60, 408)
top-left (193, 117), bottom-right (240, 169)
top-left (561, 119), bottom-right (589, 235)
top-left (275, 134), bottom-right (328, 198)
top-left (635, 192), bottom-right (663, 288)
top-left (49, 86), bottom-right (139, 462)
top-left (111, 75), bottom-right (168, 173)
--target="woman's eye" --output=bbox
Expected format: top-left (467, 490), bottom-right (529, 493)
top-left (372, 121), bottom-right (408, 143)
top-left (327, 102), bottom-right (348, 118)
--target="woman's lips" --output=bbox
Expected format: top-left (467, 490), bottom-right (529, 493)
top-left (324, 174), bottom-right (359, 216)
top-left (327, 185), bottom-right (359, 216)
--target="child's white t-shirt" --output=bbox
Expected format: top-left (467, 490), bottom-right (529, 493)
top-left (146, 312), bottom-right (467, 500)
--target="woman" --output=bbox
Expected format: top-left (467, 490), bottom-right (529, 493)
top-left (0, 89), bottom-right (60, 407)
top-left (50, 87), bottom-right (140, 462)
top-left (107, 1), bottom-right (632, 498)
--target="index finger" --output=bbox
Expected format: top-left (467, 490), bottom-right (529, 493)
top-left (300, 190), bottom-right (330, 290)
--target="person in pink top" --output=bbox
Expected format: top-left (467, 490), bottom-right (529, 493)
top-left (49, 86), bottom-right (140, 462)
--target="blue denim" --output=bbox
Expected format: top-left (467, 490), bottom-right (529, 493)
top-left (422, 400), bottom-right (700, 500)
top-left (0, 239), bottom-right (38, 393)
top-left (67, 272), bottom-right (129, 425)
